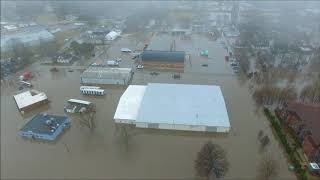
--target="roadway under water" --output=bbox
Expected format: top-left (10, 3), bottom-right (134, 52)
top-left (1, 33), bottom-right (295, 179)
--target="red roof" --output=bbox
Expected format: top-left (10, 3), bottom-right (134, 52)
top-left (287, 102), bottom-right (320, 145)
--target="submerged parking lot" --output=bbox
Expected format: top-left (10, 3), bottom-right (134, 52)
top-left (1, 32), bottom-right (295, 179)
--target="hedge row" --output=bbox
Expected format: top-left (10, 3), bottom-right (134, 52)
top-left (264, 108), bottom-right (308, 180)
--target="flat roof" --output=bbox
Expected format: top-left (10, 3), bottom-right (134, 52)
top-left (141, 50), bottom-right (185, 63)
top-left (81, 67), bottom-right (132, 79)
top-left (114, 83), bottom-right (230, 128)
top-left (114, 85), bottom-right (146, 121)
top-left (13, 90), bottom-right (48, 110)
top-left (136, 83), bottom-right (230, 127)
top-left (20, 113), bottom-right (69, 135)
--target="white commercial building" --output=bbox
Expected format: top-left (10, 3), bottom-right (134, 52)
top-left (114, 83), bottom-right (231, 133)
top-left (13, 90), bottom-right (48, 111)
top-left (105, 31), bottom-right (120, 41)
top-left (80, 67), bottom-right (133, 85)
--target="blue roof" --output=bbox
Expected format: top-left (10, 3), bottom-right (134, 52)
top-left (19, 113), bottom-right (69, 135)
top-left (141, 50), bottom-right (185, 63)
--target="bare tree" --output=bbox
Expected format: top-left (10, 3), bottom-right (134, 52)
top-left (258, 130), bottom-right (264, 139)
top-left (260, 135), bottom-right (270, 149)
top-left (300, 76), bottom-right (320, 104)
top-left (114, 124), bottom-right (136, 152)
top-left (9, 39), bottom-right (34, 65)
top-left (39, 39), bottom-right (59, 57)
top-left (257, 154), bottom-right (278, 180)
top-left (253, 85), bottom-right (297, 106)
top-left (234, 48), bottom-right (250, 74)
top-left (195, 141), bottom-right (229, 179)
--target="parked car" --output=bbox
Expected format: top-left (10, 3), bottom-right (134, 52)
top-left (136, 64), bottom-right (144, 69)
top-left (121, 48), bottom-right (132, 53)
top-left (107, 60), bottom-right (119, 66)
top-left (132, 54), bottom-right (140, 59)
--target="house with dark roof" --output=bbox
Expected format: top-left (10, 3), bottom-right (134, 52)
top-left (276, 102), bottom-right (320, 163)
top-left (140, 50), bottom-right (185, 72)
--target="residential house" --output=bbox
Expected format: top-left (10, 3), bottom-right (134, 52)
top-left (276, 102), bottom-right (320, 163)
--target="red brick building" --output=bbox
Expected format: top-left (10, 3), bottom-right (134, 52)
top-left (276, 102), bottom-right (320, 163)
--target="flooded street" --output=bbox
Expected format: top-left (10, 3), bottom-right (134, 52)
top-left (1, 33), bottom-right (295, 179)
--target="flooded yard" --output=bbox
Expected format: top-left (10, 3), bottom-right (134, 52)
top-left (1, 33), bottom-right (295, 179)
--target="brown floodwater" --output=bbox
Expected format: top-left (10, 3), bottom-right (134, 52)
top-left (1, 33), bottom-right (295, 179)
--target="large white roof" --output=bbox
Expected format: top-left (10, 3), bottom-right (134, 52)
top-left (13, 90), bottom-right (48, 110)
top-left (81, 67), bottom-right (132, 79)
top-left (114, 83), bottom-right (230, 128)
top-left (114, 85), bottom-right (146, 121)
top-left (137, 83), bottom-right (230, 128)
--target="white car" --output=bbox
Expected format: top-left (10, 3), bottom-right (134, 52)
top-left (136, 65), bottom-right (144, 69)
top-left (121, 48), bottom-right (132, 53)
top-left (107, 60), bottom-right (119, 66)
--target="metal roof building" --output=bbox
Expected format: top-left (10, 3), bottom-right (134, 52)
top-left (114, 85), bottom-right (146, 124)
top-left (114, 83), bottom-right (231, 133)
top-left (141, 50), bottom-right (185, 63)
top-left (80, 67), bottom-right (133, 85)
